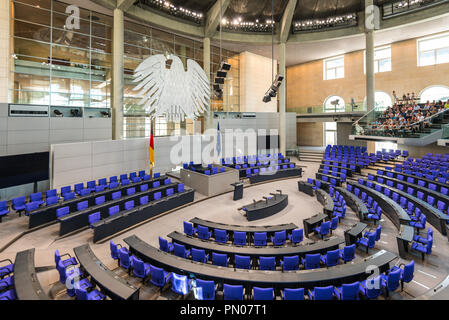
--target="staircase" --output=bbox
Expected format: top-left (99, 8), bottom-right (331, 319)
top-left (298, 150), bottom-right (324, 163)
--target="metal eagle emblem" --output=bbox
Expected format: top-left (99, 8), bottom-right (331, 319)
top-left (133, 54), bottom-right (210, 122)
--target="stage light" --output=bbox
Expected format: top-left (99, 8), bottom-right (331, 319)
top-left (262, 74), bottom-right (284, 103)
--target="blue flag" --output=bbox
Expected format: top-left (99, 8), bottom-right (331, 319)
top-left (216, 122), bottom-right (222, 157)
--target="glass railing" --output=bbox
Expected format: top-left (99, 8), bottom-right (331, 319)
top-left (292, 101), bottom-right (366, 115)
top-left (352, 106), bottom-right (449, 138)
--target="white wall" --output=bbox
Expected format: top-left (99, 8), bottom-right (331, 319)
top-left (239, 51), bottom-right (278, 113)
top-left (0, 107), bottom-right (112, 156)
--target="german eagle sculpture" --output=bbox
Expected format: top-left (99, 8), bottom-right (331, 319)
top-left (133, 54), bottom-right (210, 122)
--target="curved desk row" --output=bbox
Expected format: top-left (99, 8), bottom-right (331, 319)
top-left (359, 179), bottom-right (449, 235)
top-left (243, 193), bottom-right (288, 221)
top-left (92, 188), bottom-right (195, 242)
top-left (297, 181), bottom-right (315, 197)
top-left (125, 235), bottom-right (396, 289)
top-left (319, 164), bottom-right (353, 177)
top-left (316, 189), bottom-right (334, 218)
top-left (318, 169), bottom-right (346, 180)
top-left (322, 160), bottom-right (362, 173)
top-left (58, 182), bottom-right (179, 236)
top-left (315, 173), bottom-right (342, 187)
top-left (29, 175), bottom-right (167, 229)
top-left (347, 182), bottom-right (411, 229)
top-left (167, 231), bottom-right (345, 260)
top-left (13, 248), bottom-right (49, 300)
top-left (376, 169), bottom-right (448, 195)
top-left (249, 167), bottom-right (302, 184)
top-left (190, 217), bottom-right (297, 244)
top-left (335, 187), bottom-right (368, 221)
top-left (370, 173), bottom-right (449, 209)
top-left (418, 276), bottom-right (449, 300)
top-left (74, 244), bottom-right (139, 300)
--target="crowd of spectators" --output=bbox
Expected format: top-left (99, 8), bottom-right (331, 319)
top-left (365, 91), bottom-right (449, 136)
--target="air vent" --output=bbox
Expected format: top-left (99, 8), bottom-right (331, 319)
top-left (9, 104), bottom-right (49, 117)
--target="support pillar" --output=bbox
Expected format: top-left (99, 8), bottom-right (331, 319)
top-left (365, 0), bottom-right (375, 112)
top-left (279, 42), bottom-right (287, 155)
top-left (203, 37), bottom-right (213, 131)
top-left (112, 8), bottom-right (124, 140)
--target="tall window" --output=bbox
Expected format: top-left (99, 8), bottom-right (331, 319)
top-left (11, 0), bottom-right (112, 108)
top-left (363, 91), bottom-right (393, 111)
top-left (418, 33), bottom-right (449, 67)
top-left (324, 122), bottom-right (337, 146)
top-left (323, 56), bottom-right (344, 80)
top-left (364, 46), bottom-right (391, 73)
top-left (324, 95), bottom-right (345, 113)
top-left (419, 86), bottom-right (449, 103)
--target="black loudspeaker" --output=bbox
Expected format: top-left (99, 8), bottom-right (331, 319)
top-left (220, 62), bottom-right (231, 71)
top-left (214, 77), bottom-right (225, 84)
top-left (217, 71), bottom-right (227, 78)
top-left (263, 95), bottom-right (271, 103)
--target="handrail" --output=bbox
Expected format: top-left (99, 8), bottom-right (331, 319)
top-left (352, 107), bottom-right (378, 126)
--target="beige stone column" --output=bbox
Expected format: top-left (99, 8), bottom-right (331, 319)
top-left (112, 8), bottom-right (124, 140)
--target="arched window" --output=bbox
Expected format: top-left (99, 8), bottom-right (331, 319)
top-left (363, 91), bottom-right (393, 111)
top-left (419, 85), bottom-right (449, 103)
top-left (324, 95), bottom-right (345, 113)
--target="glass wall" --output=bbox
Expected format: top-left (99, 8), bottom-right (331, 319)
top-left (10, 0), bottom-right (240, 137)
top-left (10, 0), bottom-right (112, 108)
top-left (123, 19), bottom-right (240, 137)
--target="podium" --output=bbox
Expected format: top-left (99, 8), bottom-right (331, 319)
top-left (231, 182), bottom-right (244, 201)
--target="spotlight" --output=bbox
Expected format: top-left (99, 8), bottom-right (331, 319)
top-left (220, 62), bottom-right (231, 71)
top-left (214, 77), bottom-right (225, 85)
top-left (217, 70), bottom-right (227, 78)
top-left (262, 74), bottom-right (284, 103)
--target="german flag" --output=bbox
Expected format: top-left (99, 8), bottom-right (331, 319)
top-left (149, 130), bottom-right (155, 178)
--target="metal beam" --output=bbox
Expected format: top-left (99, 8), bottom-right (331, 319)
top-left (117, 0), bottom-right (135, 11)
top-left (126, 5), bottom-right (205, 38)
top-left (205, 0), bottom-right (231, 38)
top-left (280, 0), bottom-right (298, 43)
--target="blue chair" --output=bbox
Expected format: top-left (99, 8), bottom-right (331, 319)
top-left (124, 200), bottom-right (134, 211)
top-left (12, 196), bottom-right (26, 213)
top-left (390, 260), bottom-right (414, 291)
top-left (56, 206), bottom-right (70, 218)
top-left (54, 249), bottom-right (77, 268)
top-left (357, 232), bottom-right (376, 253)
top-left (411, 238), bottom-right (433, 260)
top-left (108, 205), bottom-right (120, 216)
top-left (140, 195), bottom-right (149, 205)
top-left (195, 279), bottom-right (217, 300)
top-left (212, 252), bottom-right (229, 267)
top-left (214, 229), bottom-right (228, 243)
top-left (288, 229), bottom-right (303, 244)
top-left (191, 248), bottom-right (209, 263)
top-left (330, 217), bottom-right (339, 234)
top-left (118, 247), bottom-right (134, 273)
top-left (281, 255), bottom-right (299, 271)
top-left (60, 186), bottom-right (71, 196)
top-left (314, 221), bottom-right (331, 239)
top-left (184, 221), bottom-right (197, 236)
top-left (149, 265), bottom-right (172, 290)
top-left (77, 200), bottom-right (88, 211)
top-left (414, 228), bottom-right (433, 244)
top-left (140, 184), bottom-right (149, 193)
top-left (223, 284), bottom-right (244, 300)
top-left (171, 273), bottom-right (193, 297)
top-left (154, 192), bottom-right (162, 200)
top-left (75, 288), bottom-right (105, 300)
top-left (132, 257), bottom-right (150, 282)
top-left (30, 192), bottom-right (44, 206)
top-left (235, 255), bottom-right (251, 270)
top-left (109, 240), bottom-right (122, 263)
top-left (111, 191), bottom-right (121, 200)
top-left (74, 183), bottom-right (84, 195)
top-left (198, 225), bottom-right (212, 240)
top-left (158, 236), bottom-right (174, 253)
top-left (174, 243), bottom-right (191, 259)
top-left (233, 231), bottom-right (247, 246)
top-left (320, 249), bottom-right (340, 267)
top-left (301, 253), bottom-right (321, 270)
top-left (95, 196), bottom-right (105, 205)
top-left (308, 286), bottom-right (334, 300)
top-left (281, 288), bottom-right (304, 300)
top-left (271, 230), bottom-right (286, 246)
top-left (259, 256), bottom-right (276, 271)
top-left (339, 244), bottom-right (356, 263)
top-left (253, 287), bottom-right (274, 300)
top-left (254, 232), bottom-right (267, 246)
top-left (334, 281), bottom-right (360, 300)
top-left (381, 268), bottom-right (401, 297)
top-left (153, 181), bottom-right (160, 188)
top-left (88, 212), bottom-right (100, 228)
